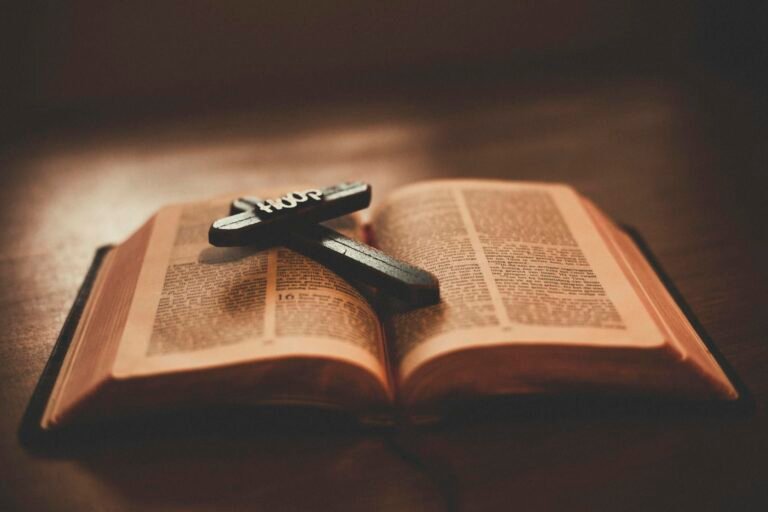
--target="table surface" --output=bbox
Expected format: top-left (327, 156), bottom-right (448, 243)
top-left (1, 75), bottom-right (767, 511)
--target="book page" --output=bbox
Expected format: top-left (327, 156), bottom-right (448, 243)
top-left (44, 217), bottom-right (157, 426)
top-left (371, 180), bottom-right (666, 381)
top-left (112, 194), bottom-right (389, 393)
top-left (582, 200), bottom-right (737, 398)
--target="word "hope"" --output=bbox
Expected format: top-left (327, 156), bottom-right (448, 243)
top-left (256, 189), bottom-right (323, 214)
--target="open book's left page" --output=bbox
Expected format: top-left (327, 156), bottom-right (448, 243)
top-left (44, 194), bottom-right (390, 428)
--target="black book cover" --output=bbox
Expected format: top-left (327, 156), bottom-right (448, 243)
top-left (19, 246), bottom-right (114, 449)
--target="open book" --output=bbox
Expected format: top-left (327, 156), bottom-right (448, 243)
top-left (40, 180), bottom-right (738, 429)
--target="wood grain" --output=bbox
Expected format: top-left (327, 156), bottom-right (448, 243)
top-left (1, 76), bottom-right (767, 511)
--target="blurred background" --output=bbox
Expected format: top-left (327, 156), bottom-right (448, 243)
top-left (1, 1), bottom-right (766, 242)
top-left (1, 1), bottom-right (765, 142)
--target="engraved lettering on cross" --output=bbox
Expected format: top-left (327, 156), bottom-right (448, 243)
top-left (256, 189), bottom-right (323, 214)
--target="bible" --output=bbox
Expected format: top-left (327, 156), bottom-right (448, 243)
top-left (37, 180), bottom-right (739, 430)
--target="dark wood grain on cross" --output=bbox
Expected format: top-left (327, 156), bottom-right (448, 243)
top-left (1, 76), bottom-right (767, 511)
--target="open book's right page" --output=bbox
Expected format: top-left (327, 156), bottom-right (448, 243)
top-left (372, 180), bottom-right (736, 405)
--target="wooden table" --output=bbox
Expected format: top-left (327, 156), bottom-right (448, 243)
top-left (2, 75), bottom-right (767, 511)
